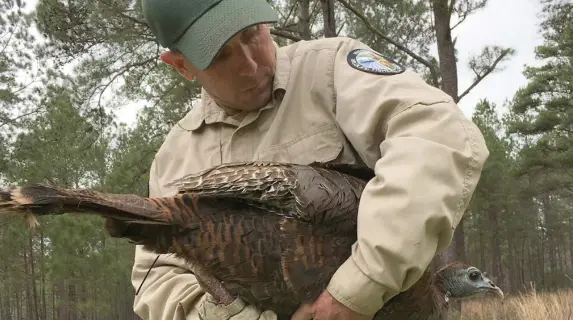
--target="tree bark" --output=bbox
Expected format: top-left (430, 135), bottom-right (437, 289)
top-left (23, 249), bottom-right (32, 319)
top-left (320, 0), bottom-right (336, 37)
top-left (431, 0), bottom-right (459, 101)
top-left (52, 284), bottom-right (57, 319)
top-left (489, 208), bottom-right (503, 288)
top-left (299, 0), bottom-right (311, 40)
top-left (40, 231), bottom-right (46, 319)
top-left (27, 230), bottom-right (39, 320)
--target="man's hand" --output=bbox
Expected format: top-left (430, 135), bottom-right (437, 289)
top-left (198, 293), bottom-right (277, 320)
top-left (291, 290), bottom-right (371, 320)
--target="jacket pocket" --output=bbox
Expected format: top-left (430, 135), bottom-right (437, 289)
top-left (257, 124), bottom-right (344, 165)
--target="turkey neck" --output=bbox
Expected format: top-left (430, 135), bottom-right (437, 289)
top-left (433, 265), bottom-right (462, 301)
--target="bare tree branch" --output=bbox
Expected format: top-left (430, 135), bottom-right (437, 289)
top-left (282, 1), bottom-right (299, 29)
top-left (448, 0), bottom-right (456, 18)
top-left (450, 0), bottom-right (488, 31)
top-left (0, 109), bottom-right (43, 128)
top-left (94, 57), bottom-right (157, 112)
top-left (270, 28), bottom-right (302, 42)
top-left (336, 21), bottom-right (346, 36)
top-left (337, 0), bottom-right (440, 87)
top-left (458, 49), bottom-right (513, 101)
top-left (0, 27), bottom-right (14, 55)
top-left (450, 12), bottom-right (469, 30)
top-left (309, 0), bottom-right (322, 29)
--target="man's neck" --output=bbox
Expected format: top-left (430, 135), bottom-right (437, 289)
top-left (215, 101), bottom-right (248, 117)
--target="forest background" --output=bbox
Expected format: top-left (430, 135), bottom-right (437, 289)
top-left (1, 0), bottom-right (572, 319)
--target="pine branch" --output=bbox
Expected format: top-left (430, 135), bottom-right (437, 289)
top-left (0, 109), bottom-right (42, 128)
top-left (0, 27), bottom-right (14, 55)
top-left (458, 49), bottom-right (513, 101)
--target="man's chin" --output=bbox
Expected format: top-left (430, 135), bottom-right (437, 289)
top-left (243, 92), bottom-right (273, 111)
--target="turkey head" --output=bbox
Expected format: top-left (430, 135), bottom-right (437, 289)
top-left (434, 262), bottom-right (504, 301)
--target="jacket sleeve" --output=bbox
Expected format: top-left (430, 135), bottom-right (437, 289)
top-left (131, 158), bottom-right (206, 320)
top-left (325, 39), bottom-right (489, 316)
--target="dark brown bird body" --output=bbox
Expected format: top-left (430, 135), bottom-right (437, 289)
top-left (124, 162), bottom-right (367, 318)
top-left (0, 161), bottom-right (502, 319)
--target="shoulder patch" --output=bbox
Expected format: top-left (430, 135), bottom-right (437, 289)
top-left (347, 49), bottom-right (405, 75)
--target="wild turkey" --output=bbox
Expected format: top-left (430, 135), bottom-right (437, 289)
top-left (0, 161), bottom-right (503, 319)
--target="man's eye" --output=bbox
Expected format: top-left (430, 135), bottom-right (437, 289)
top-left (243, 27), bottom-right (259, 42)
top-left (213, 50), bottom-right (229, 62)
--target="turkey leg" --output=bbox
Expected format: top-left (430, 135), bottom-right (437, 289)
top-left (194, 266), bottom-right (235, 305)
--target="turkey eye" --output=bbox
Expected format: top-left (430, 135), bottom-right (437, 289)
top-left (469, 271), bottom-right (480, 281)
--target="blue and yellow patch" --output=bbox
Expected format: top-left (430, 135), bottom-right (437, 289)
top-left (347, 49), bottom-right (405, 75)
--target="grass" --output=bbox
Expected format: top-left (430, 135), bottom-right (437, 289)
top-left (459, 287), bottom-right (573, 319)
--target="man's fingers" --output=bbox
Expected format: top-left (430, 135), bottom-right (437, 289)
top-left (291, 303), bottom-right (314, 320)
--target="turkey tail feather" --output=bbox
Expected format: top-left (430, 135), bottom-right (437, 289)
top-left (0, 187), bottom-right (40, 228)
top-left (0, 184), bottom-right (171, 227)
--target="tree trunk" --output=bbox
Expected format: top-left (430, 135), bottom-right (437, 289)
top-left (569, 217), bottom-right (573, 276)
top-left (527, 237), bottom-right (535, 289)
top-left (0, 286), bottom-right (4, 319)
top-left (52, 284), bottom-right (57, 319)
top-left (520, 236), bottom-right (527, 290)
top-left (27, 230), bottom-right (39, 320)
top-left (538, 227), bottom-right (546, 288)
top-left (16, 292), bottom-right (19, 319)
top-left (298, 0), bottom-right (311, 40)
top-left (479, 220), bottom-right (485, 268)
top-left (431, 0), bottom-right (459, 101)
top-left (489, 208), bottom-right (503, 288)
top-left (542, 195), bottom-right (558, 289)
top-left (68, 281), bottom-right (77, 320)
top-left (320, 0), bottom-right (336, 37)
top-left (56, 280), bottom-right (66, 319)
top-left (23, 249), bottom-right (32, 319)
top-left (40, 230), bottom-right (46, 319)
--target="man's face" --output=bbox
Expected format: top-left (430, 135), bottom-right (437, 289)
top-left (163, 24), bottom-right (277, 112)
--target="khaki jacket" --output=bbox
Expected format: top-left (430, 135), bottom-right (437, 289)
top-left (131, 36), bottom-right (489, 319)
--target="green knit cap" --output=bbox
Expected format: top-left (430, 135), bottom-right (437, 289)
top-left (141, 0), bottom-right (279, 70)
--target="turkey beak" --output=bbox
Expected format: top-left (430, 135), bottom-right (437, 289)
top-left (482, 279), bottom-right (504, 299)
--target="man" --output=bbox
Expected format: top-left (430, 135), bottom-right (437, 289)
top-left (132, 0), bottom-right (489, 319)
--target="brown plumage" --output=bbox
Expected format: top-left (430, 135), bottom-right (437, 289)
top-left (0, 161), bottom-right (503, 319)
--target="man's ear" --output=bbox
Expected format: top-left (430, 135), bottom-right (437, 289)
top-left (160, 51), bottom-right (196, 81)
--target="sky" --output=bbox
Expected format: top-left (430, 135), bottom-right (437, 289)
top-left (450, 0), bottom-right (545, 116)
top-left (19, 0), bottom-right (546, 125)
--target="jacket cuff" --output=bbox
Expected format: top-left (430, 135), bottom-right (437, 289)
top-left (326, 257), bottom-right (388, 316)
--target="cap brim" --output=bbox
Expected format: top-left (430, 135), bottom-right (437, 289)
top-left (173, 0), bottom-right (278, 70)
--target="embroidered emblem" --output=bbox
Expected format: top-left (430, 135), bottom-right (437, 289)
top-left (347, 49), bottom-right (405, 75)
